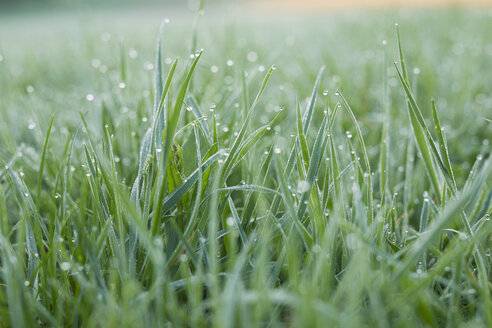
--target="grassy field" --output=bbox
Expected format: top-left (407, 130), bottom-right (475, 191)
top-left (0, 4), bottom-right (491, 327)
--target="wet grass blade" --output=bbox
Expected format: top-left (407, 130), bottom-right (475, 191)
top-left (302, 66), bottom-right (324, 134)
top-left (338, 91), bottom-right (373, 224)
top-left (161, 151), bottom-right (220, 213)
top-left (36, 115), bottom-right (55, 210)
top-left (297, 115), bottom-right (327, 220)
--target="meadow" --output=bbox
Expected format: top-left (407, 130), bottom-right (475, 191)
top-left (0, 4), bottom-right (491, 327)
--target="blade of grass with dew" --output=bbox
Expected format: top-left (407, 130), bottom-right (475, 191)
top-left (219, 66), bottom-right (274, 185)
top-left (161, 150), bottom-right (221, 213)
top-left (36, 115), bottom-right (55, 211)
top-left (297, 115), bottom-right (327, 221)
top-left (154, 21), bottom-right (165, 143)
top-left (188, 96), bottom-right (212, 143)
top-left (297, 101), bottom-right (310, 170)
top-left (273, 156), bottom-right (312, 249)
top-left (432, 100), bottom-right (457, 192)
top-left (338, 91), bottom-right (373, 224)
top-left (152, 50), bottom-right (203, 237)
top-left (302, 66), bottom-right (325, 135)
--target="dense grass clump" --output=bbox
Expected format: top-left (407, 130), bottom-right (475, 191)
top-left (0, 7), bottom-right (491, 327)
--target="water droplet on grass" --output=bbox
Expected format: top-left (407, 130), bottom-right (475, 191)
top-left (144, 62), bottom-right (154, 70)
top-left (129, 49), bottom-right (138, 59)
top-left (297, 180), bottom-right (310, 193)
top-left (247, 51), bottom-right (258, 62)
top-left (226, 59), bottom-right (234, 66)
top-left (91, 59), bottom-right (101, 68)
top-left (119, 82), bottom-right (126, 89)
top-left (26, 85), bottom-right (34, 93)
top-left (211, 65), bottom-right (218, 73)
top-left (86, 94), bottom-right (95, 102)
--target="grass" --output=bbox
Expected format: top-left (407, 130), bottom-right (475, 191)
top-left (0, 5), bottom-right (491, 327)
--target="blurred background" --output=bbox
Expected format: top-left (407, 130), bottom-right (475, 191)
top-left (1, 0), bottom-right (492, 12)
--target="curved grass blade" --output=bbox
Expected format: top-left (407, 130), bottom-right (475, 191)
top-left (152, 50), bottom-right (202, 236)
top-left (161, 150), bottom-right (220, 213)
top-left (36, 114), bottom-right (55, 210)
top-left (338, 91), bottom-right (374, 224)
top-left (220, 66), bottom-right (275, 185)
top-left (302, 66), bottom-right (325, 134)
top-left (297, 115), bottom-right (327, 220)
top-left (273, 156), bottom-right (312, 249)
top-left (188, 96), bottom-right (211, 143)
top-left (154, 21), bottom-right (165, 137)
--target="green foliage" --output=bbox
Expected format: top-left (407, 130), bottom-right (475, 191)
top-left (0, 8), bottom-right (491, 328)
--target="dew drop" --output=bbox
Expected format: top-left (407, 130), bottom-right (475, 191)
top-left (129, 49), bottom-right (138, 59)
top-left (247, 51), bottom-right (258, 62)
top-left (297, 180), bottom-right (310, 193)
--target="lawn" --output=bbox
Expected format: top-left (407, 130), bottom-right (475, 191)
top-left (0, 3), bottom-right (491, 327)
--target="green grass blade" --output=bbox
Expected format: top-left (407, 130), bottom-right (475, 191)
top-left (302, 66), bottom-right (324, 135)
top-left (35, 114), bottom-right (55, 210)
